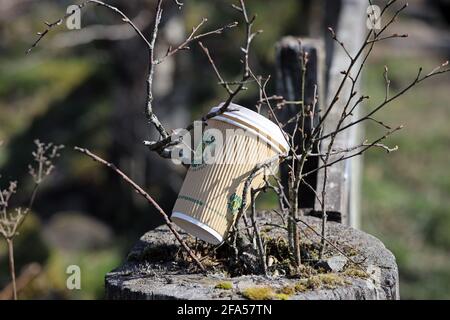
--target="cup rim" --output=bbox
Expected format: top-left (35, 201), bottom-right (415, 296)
top-left (209, 103), bottom-right (290, 154)
top-left (171, 211), bottom-right (223, 245)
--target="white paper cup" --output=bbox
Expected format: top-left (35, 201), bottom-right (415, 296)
top-left (172, 103), bottom-right (289, 244)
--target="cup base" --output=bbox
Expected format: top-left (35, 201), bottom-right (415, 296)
top-left (171, 212), bottom-right (223, 245)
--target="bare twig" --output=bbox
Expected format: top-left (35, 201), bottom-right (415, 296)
top-left (328, 27), bottom-right (353, 61)
top-left (146, 0), bottom-right (259, 155)
top-left (318, 64), bottom-right (449, 142)
top-left (384, 65), bottom-right (391, 101)
top-left (366, 33), bottom-right (408, 44)
top-left (6, 239), bottom-right (16, 300)
top-left (74, 146), bottom-right (206, 273)
top-left (26, 0), bottom-right (152, 54)
top-left (312, 2), bottom-right (408, 140)
top-left (236, 155), bottom-right (280, 227)
top-left (155, 20), bottom-right (238, 65)
top-left (0, 140), bottom-right (62, 300)
top-left (28, 0), bottom-right (237, 157)
top-left (250, 189), bottom-right (267, 276)
top-left (305, 126), bottom-right (404, 179)
top-left (146, 0), bottom-right (168, 139)
top-left (52, 10), bottom-right (153, 48)
top-left (198, 41), bottom-right (233, 94)
top-left (0, 263), bottom-right (42, 300)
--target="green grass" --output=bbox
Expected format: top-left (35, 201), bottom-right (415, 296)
top-left (45, 248), bottom-right (122, 300)
top-left (361, 54), bottom-right (450, 299)
top-left (0, 213), bottom-right (121, 300)
top-left (0, 57), bottom-right (95, 139)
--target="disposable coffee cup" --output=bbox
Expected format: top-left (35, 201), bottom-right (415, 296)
top-left (171, 103), bottom-right (289, 244)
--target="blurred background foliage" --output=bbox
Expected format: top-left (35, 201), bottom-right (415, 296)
top-left (0, 0), bottom-right (448, 299)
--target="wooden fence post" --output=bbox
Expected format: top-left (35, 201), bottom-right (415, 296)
top-left (314, 0), bottom-right (366, 227)
top-left (276, 0), bottom-right (367, 227)
top-left (276, 37), bottom-right (325, 210)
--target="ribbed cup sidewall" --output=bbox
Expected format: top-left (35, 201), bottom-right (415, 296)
top-left (172, 119), bottom-right (278, 238)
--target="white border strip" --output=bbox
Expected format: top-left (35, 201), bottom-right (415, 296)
top-left (171, 211), bottom-right (223, 244)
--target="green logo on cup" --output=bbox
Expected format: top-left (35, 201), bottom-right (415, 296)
top-left (227, 193), bottom-right (242, 215)
top-left (192, 133), bottom-right (216, 169)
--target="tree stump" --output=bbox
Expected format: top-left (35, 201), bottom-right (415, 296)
top-left (105, 214), bottom-right (399, 300)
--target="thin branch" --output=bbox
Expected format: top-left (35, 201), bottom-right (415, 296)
top-left (366, 33), bottom-right (408, 44)
top-left (304, 126), bottom-right (403, 178)
top-left (384, 65), bottom-right (391, 101)
top-left (146, 0), bottom-right (168, 139)
top-left (328, 27), bottom-right (353, 61)
top-left (312, 1), bottom-right (408, 140)
top-left (155, 20), bottom-right (238, 65)
top-left (318, 65), bottom-right (450, 142)
top-left (235, 155), bottom-right (280, 231)
top-left (308, 140), bottom-right (398, 156)
top-left (6, 239), bottom-right (17, 300)
top-left (0, 263), bottom-right (41, 300)
top-left (146, 0), bottom-right (260, 155)
top-left (26, 0), bottom-right (152, 54)
top-left (74, 146), bottom-right (206, 273)
top-left (198, 41), bottom-right (233, 94)
top-left (52, 10), bottom-right (153, 48)
top-left (250, 188), bottom-right (267, 276)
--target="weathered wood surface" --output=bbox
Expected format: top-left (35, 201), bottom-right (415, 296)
top-left (276, 37), bottom-right (324, 209)
top-left (275, 0), bottom-right (366, 227)
top-left (105, 214), bottom-right (399, 300)
top-left (314, 0), bottom-right (366, 227)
